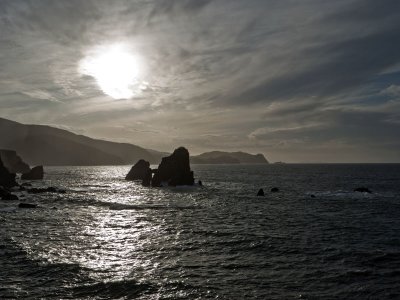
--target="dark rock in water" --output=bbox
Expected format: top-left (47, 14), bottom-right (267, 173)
top-left (354, 187), bottom-right (372, 193)
top-left (21, 166), bottom-right (44, 180)
top-left (198, 180), bottom-right (203, 186)
top-left (18, 203), bottom-right (37, 209)
top-left (152, 147), bottom-right (194, 187)
top-left (141, 169), bottom-right (152, 187)
top-left (27, 186), bottom-right (65, 194)
top-left (271, 187), bottom-right (279, 193)
top-left (0, 187), bottom-right (19, 200)
top-left (0, 149), bottom-right (30, 173)
top-left (310, 194), bottom-right (316, 198)
top-left (0, 156), bottom-right (17, 188)
top-left (257, 188), bottom-right (264, 196)
top-left (126, 159), bottom-right (151, 181)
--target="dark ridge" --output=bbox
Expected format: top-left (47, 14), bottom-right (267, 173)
top-left (0, 117), bottom-right (163, 165)
top-left (191, 151), bottom-right (269, 164)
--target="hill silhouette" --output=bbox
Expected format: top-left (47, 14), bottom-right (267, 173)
top-left (191, 151), bottom-right (268, 164)
top-left (0, 118), bottom-right (163, 165)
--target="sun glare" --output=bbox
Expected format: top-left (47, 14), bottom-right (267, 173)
top-left (79, 44), bottom-right (142, 99)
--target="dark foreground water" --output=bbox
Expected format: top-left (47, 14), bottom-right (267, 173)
top-left (1, 164), bottom-right (400, 299)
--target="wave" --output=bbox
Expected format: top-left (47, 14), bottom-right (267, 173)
top-left (72, 278), bottom-right (154, 299)
top-left (108, 203), bottom-right (200, 211)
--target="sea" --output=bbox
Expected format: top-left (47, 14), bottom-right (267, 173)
top-left (1, 164), bottom-right (400, 299)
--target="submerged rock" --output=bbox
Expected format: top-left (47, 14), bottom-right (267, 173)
top-left (257, 188), bottom-right (264, 196)
top-left (0, 156), bottom-right (17, 188)
top-left (27, 187), bottom-right (65, 194)
top-left (270, 187), bottom-right (279, 193)
top-left (125, 159), bottom-right (151, 181)
top-left (21, 166), bottom-right (44, 180)
top-left (354, 187), bottom-right (372, 193)
top-left (151, 147), bottom-right (194, 187)
top-left (18, 203), bottom-right (37, 209)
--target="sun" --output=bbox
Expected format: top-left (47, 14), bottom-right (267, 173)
top-left (79, 44), bottom-right (142, 99)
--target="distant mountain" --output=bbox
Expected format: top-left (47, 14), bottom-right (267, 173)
top-left (191, 151), bottom-right (268, 164)
top-left (0, 117), bottom-right (163, 166)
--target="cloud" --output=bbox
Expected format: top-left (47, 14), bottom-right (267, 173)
top-left (382, 84), bottom-right (400, 97)
top-left (21, 89), bottom-right (61, 102)
top-left (228, 1), bottom-right (400, 104)
top-left (0, 0), bottom-right (399, 162)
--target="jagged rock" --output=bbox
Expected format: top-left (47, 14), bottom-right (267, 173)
top-left (0, 156), bottom-right (17, 188)
top-left (21, 166), bottom-right (44, 180)
top-left (354, 187), bottom-right (372, 193)
top-left (125, 159), bottom-right (151, 181)
top-left (18, 203), bottom-right (37, 209)
top-left (151, 147), bottom-right (194, 187)
top-left (141, 169), bottom-right (152, 187)
top-left (257, 188), bottom-right (264, 196)
top-left (0, 149), bottom-right (30, 173)
top-left (270, 187), bottom-right (279, 193)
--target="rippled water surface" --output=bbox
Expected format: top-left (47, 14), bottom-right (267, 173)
top-left (1, 164), bottom-right (400, 299)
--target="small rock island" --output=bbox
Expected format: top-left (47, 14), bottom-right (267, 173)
top-left (0, 149), bottom-right (30, 174)
top-left (126, 146), bottom-right (195, 187)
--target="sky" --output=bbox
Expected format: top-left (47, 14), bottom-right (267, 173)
top-left (0, 0), bottom-right (400, 163)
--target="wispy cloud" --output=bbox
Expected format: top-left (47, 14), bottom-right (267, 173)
top-left (0, 0), bottom-right (399, 162)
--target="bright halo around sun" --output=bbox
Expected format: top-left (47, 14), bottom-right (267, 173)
top-left (79, 44), bottom-right (143, 99)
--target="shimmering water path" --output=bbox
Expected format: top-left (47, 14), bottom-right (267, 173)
top-left (1, 164), bottom-right (400, 299)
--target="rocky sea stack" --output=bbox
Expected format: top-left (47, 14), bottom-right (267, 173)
top-left (0, 156), bottom-right (17, 188)
top-left (21, 165), bottom-right (44, 180)
top-left (152, 147), bottom-right (194, 187)
top-left (125, 159), bottom-right (151, 181)
top-left (0, 149), bottom-right (30, 173)
top-left (126, 147), bottom-right (195, 187)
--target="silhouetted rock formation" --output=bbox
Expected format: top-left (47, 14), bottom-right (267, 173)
top-left (0, 156), bottom-right (17, 188)
top-left (142, 169), bottom-right (152, 187)
top-left (0, 149), bottom-right (30, 173)
top-left (18, 203), bottom-right (37, 209)
top-left (354, 187), bottom-right (372, 193)
top-left (271, 187), bottom-right (279, 193)
top-left (21, 166), bottom-right (44, 180)
top-left (152, 147), bottom-right (194, 187)
top-left (126, 159), bottom-right (151, 181)
top-left (257, 188), bottom-right (264, 196)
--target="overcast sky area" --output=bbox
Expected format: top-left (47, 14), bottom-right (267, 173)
top-left (1, 0), bottom-right (400, 162)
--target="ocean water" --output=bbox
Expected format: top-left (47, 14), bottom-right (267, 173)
top-left (1, 164), bottom-right (400, 299)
